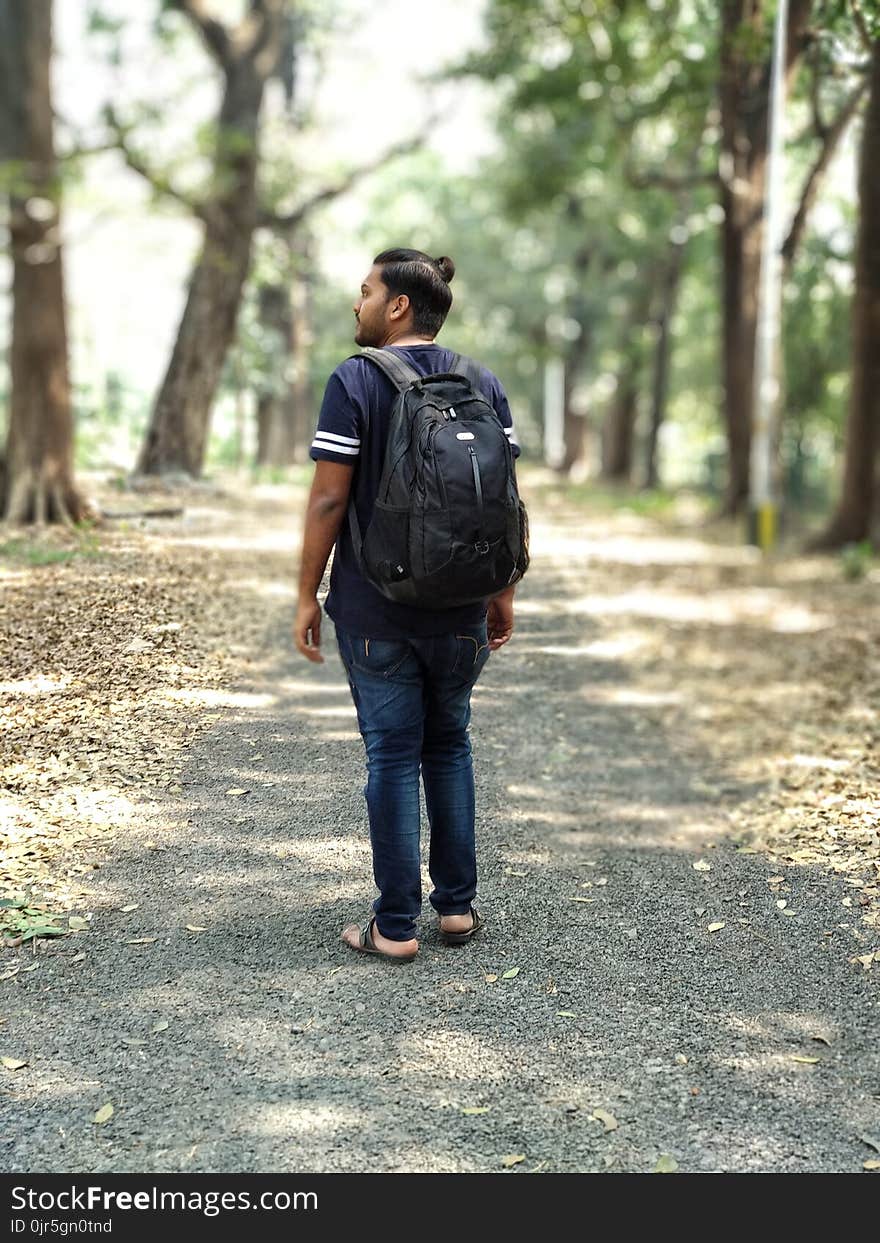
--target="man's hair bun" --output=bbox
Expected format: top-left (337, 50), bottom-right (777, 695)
top-left (434, 255), bottom-right (455, 284)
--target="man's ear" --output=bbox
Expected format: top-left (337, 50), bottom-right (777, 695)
top-left (388, 293), bottom-right (410, 321)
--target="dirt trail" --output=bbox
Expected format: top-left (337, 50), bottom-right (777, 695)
top-left (2, 477), bottom-right (878, 1173)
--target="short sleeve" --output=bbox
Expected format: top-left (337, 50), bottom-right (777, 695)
top-left (487, 373), bottom-right (521, 459)
top-left (310, 367), bottom-right (365, 464)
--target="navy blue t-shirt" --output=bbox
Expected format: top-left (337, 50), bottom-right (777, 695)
top-left (310, 344), bottom-right (520, 640)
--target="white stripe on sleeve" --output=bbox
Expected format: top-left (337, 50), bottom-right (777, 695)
top-left (313, 431), bottom-right (360, 446)
top-left (312, 438), bottom-right (359, 455)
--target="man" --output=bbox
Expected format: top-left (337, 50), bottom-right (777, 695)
top-left (293, 248), bottom-right (518, 962)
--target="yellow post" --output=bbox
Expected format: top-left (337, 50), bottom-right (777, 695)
top-left (757, 501), bottom-right (777, 553)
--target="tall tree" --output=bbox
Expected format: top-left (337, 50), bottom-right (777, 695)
top-left (601, 276), bottom-right (657, 481)
top-left (134, 0), bottom-right (286, 477)
top-left (812, 23), bottom-right (880, 547)
top-left (464, 1), bottom-right (717, 477)
top-left (718, 0), bottom-right (814, 515)
top-left (252, 130), bottom-right (426, 467)
top-left (0, 0), bottom-right (91, 523)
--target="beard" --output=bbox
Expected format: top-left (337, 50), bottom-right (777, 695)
top-left (354, 317), bottom-right (382, 347)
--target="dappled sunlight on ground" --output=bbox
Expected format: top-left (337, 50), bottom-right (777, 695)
top-left (557, 588), bottom-right (832, 631)
top-left (529, 525), bottom-right (762, 569)
top-left (161, 688), bottom-right (277, 710)
top-left (534, 634), bottom-right (647, 659)
top-left (0, 675), bottom-right (73, 695)
top-left (245, 1102), bottom-right (363, 1139)
top-left (2, 470), bottom-right (878, 1176)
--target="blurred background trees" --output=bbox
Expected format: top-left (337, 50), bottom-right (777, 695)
top-left (0, 0), bottom-right (876, 546)
top-left (0, 0), bottom-right (91, 522)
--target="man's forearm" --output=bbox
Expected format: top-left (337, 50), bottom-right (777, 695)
top-left (298, 494), bottom-right (348, 600)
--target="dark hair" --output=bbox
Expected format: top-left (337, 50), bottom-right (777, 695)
top-left (373, 248), bottom-right (455, 336)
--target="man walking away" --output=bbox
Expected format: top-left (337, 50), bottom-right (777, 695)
top-left (293, 248), bottom-right (520, 962)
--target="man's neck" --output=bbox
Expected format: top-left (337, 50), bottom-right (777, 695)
top-left (380, 331), bottom-right (437, 348)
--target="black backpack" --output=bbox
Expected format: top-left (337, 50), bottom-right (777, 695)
top-left (347, 347), bottom-right (529, 609)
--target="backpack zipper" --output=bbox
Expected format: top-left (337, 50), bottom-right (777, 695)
top-left (467, 445), bottom-right (484, 527)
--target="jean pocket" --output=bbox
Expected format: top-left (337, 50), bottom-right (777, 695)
top-left (345, 635), bottom-right (411, 679)
top-left (452, 626), bottom-right (491, 684)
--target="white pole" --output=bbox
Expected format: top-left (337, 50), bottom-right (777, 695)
top-left (543, 356), bottom-right (566, 469)
top-left (749, 0), bottom-right (789, 550)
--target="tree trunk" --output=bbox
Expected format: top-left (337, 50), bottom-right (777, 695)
top-left (559, 325), bottom-right (592, 476)
top-left (811, 39), bottom-right (880, 549)
top-left (0, 0), bottom-right (91, 523)
top-left (555, 243), bottom-right (604, 476)
top-left (253, 233), bottom-right (314, 468)
top-left (600, 275), bottom-right (657, 482)
top-left (255, 282), bottom-right (292, 468)
top-left (287, 255), bottom-right (315, 463)
top-left (718, 0), bottom-right (813, 515)
top-left (644, 238), bottom-right (687, 489)
top-left (601, 377), bottom-right (639, 480)
top-left (137, 11), bottom-right (283, 477)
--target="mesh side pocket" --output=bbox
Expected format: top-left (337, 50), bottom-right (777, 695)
top-left (363, 502), bottom-right (411, 584)
top-left (516, 500), bottom-right (530, 574)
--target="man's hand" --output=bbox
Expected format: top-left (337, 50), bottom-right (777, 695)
top-left (487, 586), bottom-right (515, 651)
top-left (294, 460), bottom-right (353, 664)
top-left (294, 596), bottom-right (324, 662)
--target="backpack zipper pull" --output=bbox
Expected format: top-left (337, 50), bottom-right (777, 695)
top-left (468, 445), bottom-right (484, 528)
top-left (449, 406), bottom-right (457, 419)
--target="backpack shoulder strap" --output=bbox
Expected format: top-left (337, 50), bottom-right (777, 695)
top-left (352, 346), bottom-right (421, 391)
top-left (449, 352), bottom-right (490, 401)
top-left (344, 347), bottom-right (419, 574)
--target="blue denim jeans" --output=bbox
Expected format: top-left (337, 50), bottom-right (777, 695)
top-left (336, 622), bottom-right (491, 941)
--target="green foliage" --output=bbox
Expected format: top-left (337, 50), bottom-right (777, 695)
top-left (0, 524), bottom-right (101, 567)
top-left (0, 896), bottom-right (67, 944)
top-left (840, 540), bottom-right (874, 580)
top-left (74, 371), bottom-right (148, 472)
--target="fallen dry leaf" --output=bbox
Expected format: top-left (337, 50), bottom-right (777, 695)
top-left (461, 1106), bottom-right (489, 1116)
top-left (185, 924), bottom-right (207, 933)
top-left (707, 921), bottom-right (726, 933)
top-left (224, 788), bottom-right (249, 797)
top-left (484, 974), bottom-right (498, 984)
top-left (591, 1108), bottom-right (618, 1132)
top-left (501, 967), bottom-right (520, 980)
top-left (692, 860), bottom-right (712, 872)
top-left (125, 937), bottom-right (157, 945)
top-left (1, 1057), bottom-right (27, 1071)
top-left (864, 1160), bottom-right (880, 1171)
top-left (151, 1020), bottom-right (170, 1034)
top-left (654, 1154), bottom-right (679, 1173)
top-left (500, 1154), bottom-right (526, 1168)
top-left (92, 1103), bottom-right (114, 1125)
top-left (790, 1055), bottom-right (820, 1064)
top-left (556, 1011), bottom-right (577, 1018)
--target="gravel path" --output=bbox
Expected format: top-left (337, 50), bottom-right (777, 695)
top-left (4, 490), bottom-right (879, 1174)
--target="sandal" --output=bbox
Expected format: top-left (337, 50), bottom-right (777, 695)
top-left (438, 905), bottom-right (485, 946)
top-left (341, 916), bottom-right (418, 963)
